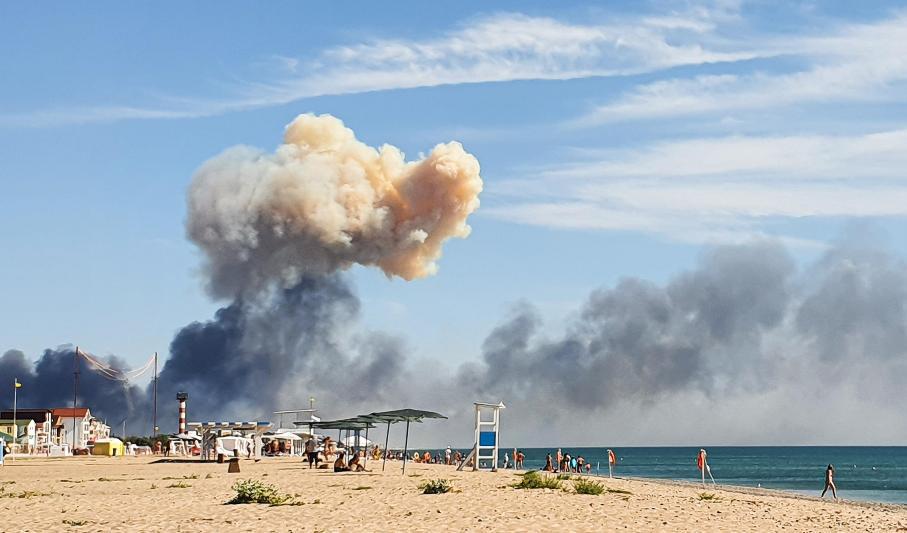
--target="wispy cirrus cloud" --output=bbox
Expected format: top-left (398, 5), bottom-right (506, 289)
top-left (485, 128), bottom-right (907, 245)
top-left (572, 11), bottom-right (907, 126)
top-left (1, 10), bottom-right (761, 128)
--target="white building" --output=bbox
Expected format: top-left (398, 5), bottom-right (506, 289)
top-left (51, 408), bottom-right (109, 450)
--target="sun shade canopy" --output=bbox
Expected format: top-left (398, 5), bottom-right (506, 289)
top-left (365, 409), bottom-right (447, 422)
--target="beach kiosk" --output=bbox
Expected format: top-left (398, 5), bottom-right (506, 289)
top-left (92, 437), bottom-right (126, 456)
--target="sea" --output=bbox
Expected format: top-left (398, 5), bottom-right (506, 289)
top-left (418, 446), bottom-right (907, 505)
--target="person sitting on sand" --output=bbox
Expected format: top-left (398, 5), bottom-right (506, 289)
top-left (423, 451), bottom-right (431, 464)
top-left (544, 453), bottom-right (554, 472)
top-left (821, 464), bottom-right (838, 500)
top-left (349, 453), bottom-right (366, 472)
top-left (334, 451), bottom-right (351, 472)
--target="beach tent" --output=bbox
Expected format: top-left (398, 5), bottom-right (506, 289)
top-left (298, 418), bottom-right (376, 465)
top-left (268, 432), bottom-right (303, 455)
top-left (362, 409), bottom-right (447, 474)
top-left (92, 438), bottom-right (125, 456)
top-left (341, 435), bottom-right (371, 447)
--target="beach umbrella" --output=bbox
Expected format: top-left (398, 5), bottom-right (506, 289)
top-left (364, 409), bottom-right (447, 474)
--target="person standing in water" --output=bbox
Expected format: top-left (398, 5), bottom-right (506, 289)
top-left (821, 464), bottom-right (838, 500)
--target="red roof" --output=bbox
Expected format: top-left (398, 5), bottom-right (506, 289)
top-left (52, 408), bottom-right (89, 418)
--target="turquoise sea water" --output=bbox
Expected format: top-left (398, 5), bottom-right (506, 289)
top-left (419, 446), bottom-right (907, 504)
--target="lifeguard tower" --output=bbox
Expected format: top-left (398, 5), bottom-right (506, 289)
top-left (459, 401), bottom-right (505, 472)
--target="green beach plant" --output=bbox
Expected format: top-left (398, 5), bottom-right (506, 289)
top-left (511, 471), bottom-right (562, 490)
top-left (419, 479), bottom-right (454, 494)
top-left (227, 479), bottom-right (292, 505)
top-left (573, 478), bottom-right (605, 495)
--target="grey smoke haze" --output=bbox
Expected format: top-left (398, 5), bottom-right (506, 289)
top-left (4, 237), bottom-right (907, 444)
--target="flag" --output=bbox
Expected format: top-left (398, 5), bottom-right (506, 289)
top-left (608, 449), bottom-right (617, 465)
top-left (14, 379), bottom-right (21, 389)
top-left (697, 449), bottom-right (706, 470)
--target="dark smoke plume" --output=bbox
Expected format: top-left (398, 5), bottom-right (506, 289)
top-left (0, 347), bottom-right (145, 427)
top-left (155, 275), bottom-right (407, 423)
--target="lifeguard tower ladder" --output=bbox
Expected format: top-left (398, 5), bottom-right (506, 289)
top-left (459, 401), bottom-right (505, 472)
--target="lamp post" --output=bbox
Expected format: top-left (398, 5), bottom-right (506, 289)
top-left (13, 378), bottom-right (21, 457)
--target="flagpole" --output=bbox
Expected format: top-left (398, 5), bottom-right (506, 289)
top-left (12, 378), bottom-right (18, 459)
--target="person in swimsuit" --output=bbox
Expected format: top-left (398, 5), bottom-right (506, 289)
top-left (334, 451), bottom-right (351, 472)
top-left (544, 453), bottom-right (554, 472)
top-left (821, 464), bottom-right (838, 500)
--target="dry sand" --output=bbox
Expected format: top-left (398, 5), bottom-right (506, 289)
top-left (1, 456), bottom-right (906, 532)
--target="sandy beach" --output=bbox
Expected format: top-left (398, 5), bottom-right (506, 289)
top-left (1, 456), bottom-right (906, 532)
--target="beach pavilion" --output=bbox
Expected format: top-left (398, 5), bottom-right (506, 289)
top-left (359, 409), bottom-right (447, 474)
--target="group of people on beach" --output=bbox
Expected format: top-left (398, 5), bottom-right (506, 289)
top-left (542, 448), bottom-right (592, 474)
top-left (303, 435), bottom-right (365, 472)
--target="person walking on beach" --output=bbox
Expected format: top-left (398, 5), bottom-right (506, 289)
top-left (516, 450), bottom-right (524, 469)
top-left (445, 446), bottom-right (452, 465)
top-left (305, 437), bottom-right (319, 468)
top-left (503, 451), bottom-right (510, 469)
top-left (821, 464), bottom-right (838, 500)
top-left (556, 449), bottom-right (563, 473)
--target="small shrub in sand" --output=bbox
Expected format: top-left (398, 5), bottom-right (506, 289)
top-left (698, 492), bottom-right (718, 501)
top-left (556, 473), bottom-right (574, 481)
top-left (167, 481), bottom-right (191, 489)
top-left (512, 471), bottom-right (562, 490)
top-left (573, 478), bottom-right (605, 495)
top-left (227, 479), bottom-right (293, 505)
top-left (419, 479), bottom-right (454, 494)
top-left (607, 488), bottom-right (632, 495)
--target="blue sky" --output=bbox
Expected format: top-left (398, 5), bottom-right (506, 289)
top-left (3, 0), bottom-right (907, 375)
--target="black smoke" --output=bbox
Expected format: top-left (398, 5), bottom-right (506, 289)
top-left (155, 275), bottom-right (406, 425)
top-left (0, 347), bottom-right (145, 427)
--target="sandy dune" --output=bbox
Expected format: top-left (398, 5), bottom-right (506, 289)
top-left (1, 456), bottom-right (905, 532)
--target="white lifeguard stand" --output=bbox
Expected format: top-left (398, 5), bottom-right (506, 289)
top-left (466, 401), bottom-right (505, 472)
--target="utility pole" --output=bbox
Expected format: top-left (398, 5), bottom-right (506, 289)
top-left (72, 347), bottom-right (80, 452)
top-left (12, 378), bottom-right (19, 459)
top-left (152, 352), bottom-right (157, 437)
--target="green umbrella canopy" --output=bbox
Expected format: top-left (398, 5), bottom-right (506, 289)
top-left (366, 409), bottom-right (447, 422)
top-left (295, 417), bottom-right (376, 430)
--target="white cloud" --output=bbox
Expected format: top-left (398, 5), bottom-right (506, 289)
top-left (573, 11), bottom-right (907, 125)
top-left (486, 129), bottom-right (907, 244)
top-left (1, 11), bottom-right (761, 127)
